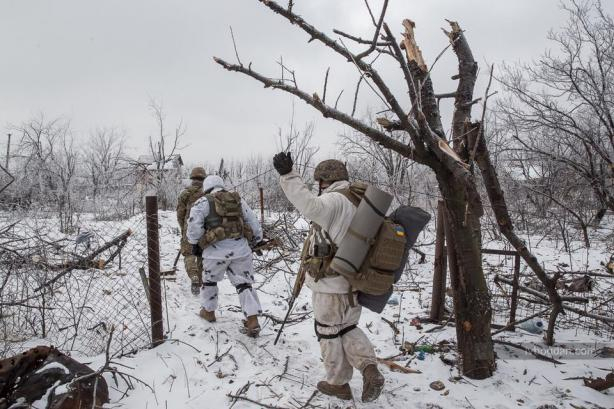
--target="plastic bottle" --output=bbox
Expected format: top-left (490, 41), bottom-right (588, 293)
top-left (518, 318), bottom-right (544, 334)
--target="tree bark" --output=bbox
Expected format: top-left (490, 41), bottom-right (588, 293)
top-left (430, 201), bottom-right (447, 322)
top-left (442, 186), bottom-right (495, 379)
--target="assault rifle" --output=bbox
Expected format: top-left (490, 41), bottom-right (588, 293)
top-left (273, 241), bottom-right (309, 345)
top-left (250, 237), bottom-right (280, 256)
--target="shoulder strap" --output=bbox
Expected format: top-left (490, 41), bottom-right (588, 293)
top-left (203, 194), bottom-right (221, 228)
top-left (336, 182), bottom-right (368, 207)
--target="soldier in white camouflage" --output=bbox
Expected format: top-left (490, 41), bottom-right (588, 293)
top-left (186, 175), bottom-right (263, 337)
top-left (176, 167), bottom-right (206, 295)
top-left (273, 153), bottom-right (385, 403)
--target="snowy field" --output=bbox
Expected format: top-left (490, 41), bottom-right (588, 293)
top-left (10, 210), bottom-right (614, 409)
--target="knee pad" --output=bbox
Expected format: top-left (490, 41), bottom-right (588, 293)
top-left (235, 283), bottom-right (252, 294)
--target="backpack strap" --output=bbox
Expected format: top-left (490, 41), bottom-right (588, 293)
top-left (335, 182), bottom-right (368, 207)
top-left (203, 194), bottom-right (221, 229)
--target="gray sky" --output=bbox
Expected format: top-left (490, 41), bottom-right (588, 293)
top-left (2, 0), bottom-right (611, 167)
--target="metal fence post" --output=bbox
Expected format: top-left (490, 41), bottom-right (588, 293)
top-left (259, 186), bottom-right (265, 223)
top-left (146, 195), bottom-right (164, 347)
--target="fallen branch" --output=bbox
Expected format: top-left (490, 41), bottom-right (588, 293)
top-left (34, 229), bottom-right (132, 292)
top-left (377, 358), bottom-right (422, 374)
top-left (226, 394), bottom-right (290, 409)
top-left (494, 275), bottom-right (588, 304)
top-left (493, 340), bottom-right (563, 364)
top-left (583, 373), bottom-right (614, 391)
top-left (381, 317), bottom-right (400, 335)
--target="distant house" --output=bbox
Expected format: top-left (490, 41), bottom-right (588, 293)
top-left (134, 154), bottom-right (184, 186)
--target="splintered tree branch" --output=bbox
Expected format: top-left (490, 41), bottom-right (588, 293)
top-left (257, 0), bottom-right (425, 153)
top-left (400, 19), bottom-right (427, 72)
top-left (448, 20), bottom-right (478, 158)
top-left (214, 57), bottom-right (423, 163)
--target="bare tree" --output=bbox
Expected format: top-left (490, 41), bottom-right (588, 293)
top-left (147, 100), bottom-right (185, 210)
top-left (276, 105), bottom-right (320, 180)
top-left (83, 128), bottom-right (130, 218)
top-left (215, 1), bottom-right (497, 378)
top-left (16, 116), bottom-right (79, 233)
top-left (496, 0), bottom-right (614, 224)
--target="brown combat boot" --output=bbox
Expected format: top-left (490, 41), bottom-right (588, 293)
top-left (199, 308), bottom-right (216, 322)
top-left (361, 364), bottom-right (384, 402)
top-left (242, 315), bottom-right (261, 338)
top-left (316, 381), bottom-right (353, 400)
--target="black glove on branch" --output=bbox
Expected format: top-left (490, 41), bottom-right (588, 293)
top-left (191, 244), bottom-right (202, 256)
top-left (273, 152), bottom-right (293, 176)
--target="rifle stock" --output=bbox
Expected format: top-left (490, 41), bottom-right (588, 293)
top-left (273, 240), bottom-right (309, 345)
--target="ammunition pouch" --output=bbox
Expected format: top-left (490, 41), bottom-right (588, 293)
top-left (303, 224), bottom-right (339, 281)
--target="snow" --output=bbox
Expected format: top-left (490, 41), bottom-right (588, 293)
top-left (31, 380), bottom-right (61, 409)
top-left (35, 361), bottom-right (70, 375)
top-left (6, 210), bottom-right (614, 408)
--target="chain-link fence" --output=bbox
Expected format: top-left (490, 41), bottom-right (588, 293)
top-left (483, 251), bottom-right (614, 340)
top-left (0, 203), bottom-right (153, 358)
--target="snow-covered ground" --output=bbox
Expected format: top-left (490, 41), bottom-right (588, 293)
top-left (11, 210), bottom-right (614, 408)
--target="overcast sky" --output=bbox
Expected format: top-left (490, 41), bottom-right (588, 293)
top-left (2, 0), bottom-right (612, 167)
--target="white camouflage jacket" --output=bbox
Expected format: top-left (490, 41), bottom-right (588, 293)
top-left (280, 171), bottom-right (356, 294)
top-left (187, 175), bottom-right (262, 260)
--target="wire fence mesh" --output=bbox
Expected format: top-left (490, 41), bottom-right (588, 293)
top-left (482, 251), bottom-right (614, 340)
top-left (0, 202), bottom-right (152, 358)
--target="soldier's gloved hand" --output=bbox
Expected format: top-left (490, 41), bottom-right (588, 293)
top-left (273, 152), bottom-right (293, 176)
top-left (191, 244), bottom-right (202, 256)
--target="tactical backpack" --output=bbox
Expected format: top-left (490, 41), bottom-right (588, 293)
top-left (198, 190), bottom-right (253, 248)
top-left (335, 182), bottom-right (408, 296)
top-left (303, 182), bottom-right (430, 312)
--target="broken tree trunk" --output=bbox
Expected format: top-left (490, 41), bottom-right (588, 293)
top-left (0, 346), bottom-right (109, 408)
top-left (215, 1), bottom-right (496, 379)
top-left (441, 184), bottom-right (495, 379)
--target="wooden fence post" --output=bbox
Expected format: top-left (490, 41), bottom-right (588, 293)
top-left (146, 195), bottom-right (164, 347)
top-left (430, 200), bottom-right (447, 322)
top-left (509, 253), bottom-right (521, 330)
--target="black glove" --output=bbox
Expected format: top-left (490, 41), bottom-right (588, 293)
top-left (273, 152), bottom-right (293, 176)
top-left (191, 243), bottom-right (202, 256)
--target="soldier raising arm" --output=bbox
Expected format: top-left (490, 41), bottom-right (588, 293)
top-left (272, 152), bottom-right (385, 403)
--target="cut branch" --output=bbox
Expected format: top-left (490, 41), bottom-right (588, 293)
top-left (214, 57), bottom-right (422, 163)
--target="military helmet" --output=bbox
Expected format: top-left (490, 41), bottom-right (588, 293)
top-left (190, 167), bottom-right (206, 180)
top-left (313, 160), bottom-right (349, 183)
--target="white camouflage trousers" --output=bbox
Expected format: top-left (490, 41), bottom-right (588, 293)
top-left (200, 253), bottom-right (262, 317)
top-left (313, 292), bottom-right (377, 385)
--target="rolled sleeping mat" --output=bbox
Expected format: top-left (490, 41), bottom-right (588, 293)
top-left (358, 206), bottom-right (431, 313)
top-left (330, 185), bottom-right (393, 276)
